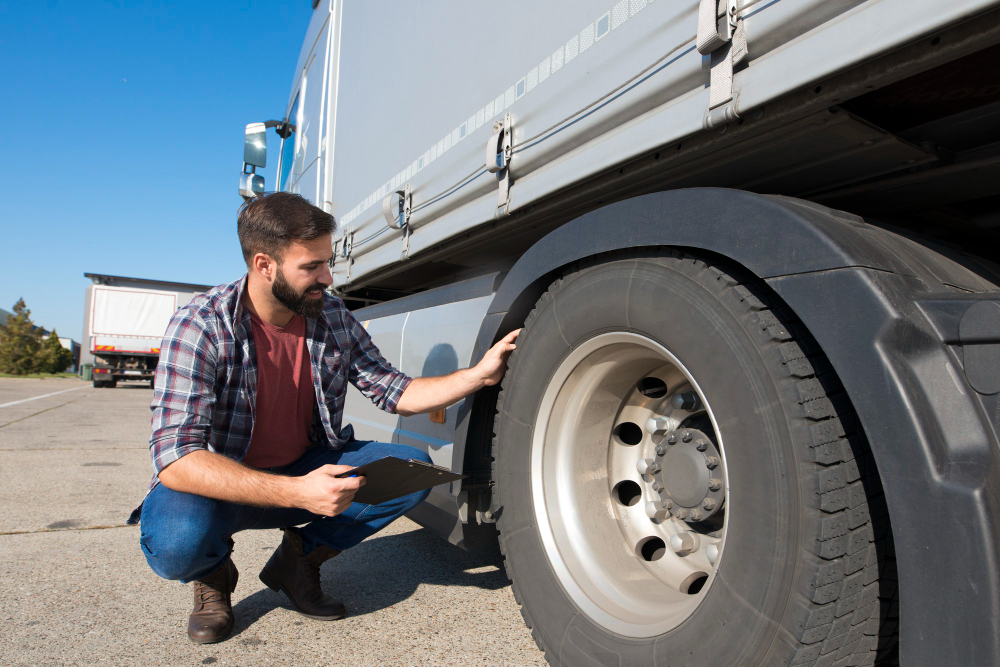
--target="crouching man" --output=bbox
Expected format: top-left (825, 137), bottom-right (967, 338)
top-left (127, 192), bottom-right (520, 643)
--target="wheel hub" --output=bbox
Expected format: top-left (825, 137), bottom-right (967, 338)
top-left (531, 332), bottom-right (729, 638)
top-left (652, 428), bottom-right (726, 521)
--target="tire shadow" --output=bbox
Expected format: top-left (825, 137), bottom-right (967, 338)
top-left (229, 524), bottom-right (507, 637)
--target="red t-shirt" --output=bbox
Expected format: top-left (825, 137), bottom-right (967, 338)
top-left (242, 309), bottom-right (314, 468)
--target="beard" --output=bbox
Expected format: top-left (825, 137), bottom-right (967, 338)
top-left (271, 268), bottom-right (327, 319)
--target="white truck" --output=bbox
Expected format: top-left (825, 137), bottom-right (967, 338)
top-left (88, 285), bottom-right (179, 387)
top-left (238, 1), bottom-right (1000, 665)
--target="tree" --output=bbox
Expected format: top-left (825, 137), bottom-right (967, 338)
top-left (0, 299), bottom-right (44, 374)
top-left (38, 330), bottom-right (74, 374)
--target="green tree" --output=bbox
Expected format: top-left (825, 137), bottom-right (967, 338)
top-left (38, 329), bottom-right (74, 374)
top-left (0, 299), bottom-right (44, 374)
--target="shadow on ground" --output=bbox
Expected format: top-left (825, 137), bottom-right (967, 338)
top-left (230, 524), bottom-right (507, 637)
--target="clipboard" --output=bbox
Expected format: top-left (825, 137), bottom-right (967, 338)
top-left (335, 456), bottom-right (466, 505)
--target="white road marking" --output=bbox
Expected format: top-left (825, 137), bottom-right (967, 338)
top-left (0, 385), bottom-right (89, 409)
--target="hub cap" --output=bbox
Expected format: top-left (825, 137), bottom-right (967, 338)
top-left (530, 332), bottom-right (729, 637)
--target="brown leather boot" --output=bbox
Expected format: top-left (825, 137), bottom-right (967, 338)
top-left (259, 528), bottom-right (345, 620)
top-left (188, 557), bottom-right (239, 644)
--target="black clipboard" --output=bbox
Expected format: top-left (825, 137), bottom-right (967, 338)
top-left (335, 456), bottom-right (466, 505)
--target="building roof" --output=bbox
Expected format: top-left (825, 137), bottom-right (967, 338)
top-left (84, 272), bottom-right (215, 291)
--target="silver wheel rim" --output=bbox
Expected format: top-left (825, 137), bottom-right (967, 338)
top-left (530, 332), bottom-right (729, 638)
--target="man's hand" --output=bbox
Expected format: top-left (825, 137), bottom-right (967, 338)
top-left (394, 328), bottom-right (522, 416)
top-left (158, 450), bottom-right (367, 515)
top-left (293, 464), bottom-right (367, 516)
top-left (475, 328), bottom-right (521, 387)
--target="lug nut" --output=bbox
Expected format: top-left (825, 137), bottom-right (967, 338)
top-left (695, 439), bottom-right (708, 452)
top-left (689, 509), bottom-right (703, 521)
top-left (646, 416), bottom-right (679, 435)
top-left (655, 444), bottom-right (668, 456)
top-left (705, 456), bottom-right (720, 469)
top-left (702, 498), bottom-right (717, 510)
top-left (681, 430), bottom-right (693, 443)
top-left (651, 480), bottom-right (662, 491)
top-left (706, 544), bottom-right (719, 564)
top-left (669, 531), bottom-right (699, 556)
top-left (666, 433), bottom-right (678, 445)
top-left (636, 458), bottom-right (656, 475)
top-left (708, 478), bottom-right (722, 491)
top-left (673, 508), bottom-right (688, 520)
top-left (660, 497), bottom-right (674, 509)
top-left (671, 391), bottom-right (703, 412)
top-left (645, 501), bottom-right (669, 521)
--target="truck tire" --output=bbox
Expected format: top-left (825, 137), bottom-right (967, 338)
top-left (492, 251), bottom-right (896, 666)
top-left (92, 380), bottom-right (105, 388)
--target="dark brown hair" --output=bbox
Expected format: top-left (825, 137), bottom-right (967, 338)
top-left (237, 192), bottom-right (336, 264)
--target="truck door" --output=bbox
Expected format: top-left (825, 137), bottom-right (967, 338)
top-left (277, 7), bottom-right (332, 203)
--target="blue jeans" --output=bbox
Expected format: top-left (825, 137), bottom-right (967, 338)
top-left (139, 440), bottom-right (432, 583)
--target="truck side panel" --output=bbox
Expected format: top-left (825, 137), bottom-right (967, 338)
top-left (342, 312), bottom-right (406, 444)
top-left (342, 292), bottom-right (494, 518)
top-left (326, 0), bottom-right (999, 288)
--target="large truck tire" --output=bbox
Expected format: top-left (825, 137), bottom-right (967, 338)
top-left (492, 252), bottom-right (897, 666)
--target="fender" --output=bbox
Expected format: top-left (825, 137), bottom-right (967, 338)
top-left (464, 188), bottom-right (1000, 666)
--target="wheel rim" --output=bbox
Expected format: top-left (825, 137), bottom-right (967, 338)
top-left (530, 332), bottom-right (729, 638)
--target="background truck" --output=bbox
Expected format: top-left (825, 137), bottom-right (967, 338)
top-left (239, 1), bottom-right (1000, 665)
top-left (88, 285), bottom-right (175, 387)
top-left (82, 275), bottom-right (212, 388)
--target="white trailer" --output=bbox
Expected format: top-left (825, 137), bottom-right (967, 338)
top-left (82, 274), bottom-right (211, 387)
top-left (238, 2), bottom-right (1000, 665)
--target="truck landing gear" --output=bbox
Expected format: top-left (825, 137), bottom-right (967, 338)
top-left (491, 252), bottom-right (896, 666)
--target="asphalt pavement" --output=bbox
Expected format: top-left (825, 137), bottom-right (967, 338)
top-left (0, 377), bottom-right (546, 666)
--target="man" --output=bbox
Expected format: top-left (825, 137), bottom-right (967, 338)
top-left (129, 192), bottom-right (520, 643)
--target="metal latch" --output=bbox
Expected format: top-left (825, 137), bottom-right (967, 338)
top-left (697, 0), bottom-right (748, 128)
top-left (381, 184), bottom-right (412, 260)
top-left (340, 226), bottom-right (354, 259)
top-left (339, 226), bottom-right (355, 282)
top-left (485, 113), bottom-right (513, 213)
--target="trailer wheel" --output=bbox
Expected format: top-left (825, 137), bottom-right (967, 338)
top-left (92, 380), bottom-right (105, 388)
top-left (492, 252), bottom-right (896, 666)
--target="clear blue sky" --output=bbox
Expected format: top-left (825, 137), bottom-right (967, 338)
top-left (0, 0), bottom-right (313, 341)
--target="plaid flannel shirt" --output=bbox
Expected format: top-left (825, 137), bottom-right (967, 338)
top-left (127, 276), bottom-right (412, 524)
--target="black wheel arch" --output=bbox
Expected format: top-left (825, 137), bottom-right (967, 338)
top-left (461, 187), bottom-right (1000, 667)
